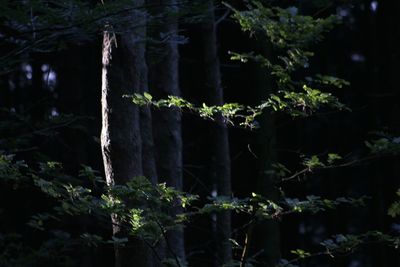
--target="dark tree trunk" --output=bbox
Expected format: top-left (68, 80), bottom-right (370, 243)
top-left (148, 0), bottom-right (186, 263)
top-left (201, 1), bottom-right (232, 265)
top-left (100, 2), bottom-right (153, 266)
top-left (253, 113), bottom-right (280, 266)
top-left (140, 103), bottom-right (158, 185)
top-left (244, 41), bottom-right (280, 267)
top-left (139, 29), bottom-right (158, 186)
top-left (138, 14), bottom-right (162, 265)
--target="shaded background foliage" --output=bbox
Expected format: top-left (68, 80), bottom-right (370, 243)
top-left (0, 0), bottom-right (399, 266)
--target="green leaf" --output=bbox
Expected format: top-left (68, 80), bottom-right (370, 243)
top-left (143, 92), bottom-right (153, 101)
top-left (290, 249), bottom-right (311, 258)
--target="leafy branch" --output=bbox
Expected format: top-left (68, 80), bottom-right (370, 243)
top-left (125, 89), bottom-right (347, 130)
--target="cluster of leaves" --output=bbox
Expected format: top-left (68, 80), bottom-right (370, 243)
top-left (127, 1), bottom-right (350, 126)
top-left (0, 151), bottom-right (198, 263)
top-left (388, 189), bottom-right (400, 218)
top-left (5, 148), bottom-right (396, 267)
top-left (261, 153), bottom-right (343, 183)
top-left (228, 1), bottom-right (338, 49)
top-left (197, 193), bottom-right (367, 220)
top-left (0, 231), bottom-right (76, 267)
top-left (0, 153), bottom-right (28, 184)
top-left (4, 149), bottom-right (364, 242)
top-left (126, 90), bottom-right (347, 130)
top-left (261, 85), bottom-right (348, 117)
top-left (31, 168), bottom-right (196, 244)
top-left (302, 153), bottom-right (342, 170)
top-left (225, 230), bottom-right (400, 267)
top-left (366, 136), bottom-right (400, 155)
top-left (2, 1), bottom-right (399, 267)
top-left (284, 132), bottom-right (400, 182)
top-left (126, 93), bottom-right (256, 128)
top-left (320, 231), bottom-right (400, 254)
top-left (277, 231), bottom-right (400, 267)
top-left (363, 134), bottom-right (400, 218)
top-left (227, 0), bottom-right (341, 87)
top-left (227, 0), bottom-right (349, 120)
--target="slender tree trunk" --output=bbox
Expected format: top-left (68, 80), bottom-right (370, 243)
top-left (148, 0), bottom-right (186, 264)
top-left (253, 43), bottom-right (281, 266)
top-left (201, 1), bottom-right (232, 265)
top-left (140, 102), bottom-right (158, 185)
top-left (243, 41), bottom-right (280, 267)
top-left (254, 116), bottom-right (280, 267)
top-left (100, 2), bottom-right (153, 266)
top-left (30, 59), bottom-right (47, 120)
top-left (139, 35), bottom-right (158, 186)
top-left (138, 15), bottom-right (162, 265)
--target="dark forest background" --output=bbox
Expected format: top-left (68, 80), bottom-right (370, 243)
top-left (0, 0), bottom-right (399, 267)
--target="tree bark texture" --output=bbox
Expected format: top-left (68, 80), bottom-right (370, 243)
top-left (201, 1), bottom-right (232, 265)
top-left (148, 0), bottom-right (186, 264)
top-left (139, 31), bottom-right (158, 186)
top-left (100, 2), bottom-right (153, 266)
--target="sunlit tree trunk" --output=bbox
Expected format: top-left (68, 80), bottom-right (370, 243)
top-left (201, 1), bottom-right (232, 265)
top-left (100, 1), bottom-right (153, 266)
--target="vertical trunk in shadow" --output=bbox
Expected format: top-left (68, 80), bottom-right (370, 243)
top-left (139, 34), bottom-right (158, 186)
top-left (254, 111), bottom-right (280, 267)
top-left (201, 1), bottom-right (232, 265)
top-left (148, 0), bottom-right (186, 264)
top-left (140, 102), bottom-right (158, 185)
top-left (371, 1), bottom-right (400, 266)
top-left (138, 13), bottom-right (162, 265)
top-left (248, 43), bottom-right (281, 267)
top-left (100, 2), bottom-right (153, 266)
top-left (30, 59), bottom-right (47, 121)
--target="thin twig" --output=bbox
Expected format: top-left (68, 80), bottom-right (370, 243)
top-left (10, 1), bottom-right (192, 38)
top-left (215, 8), bottom-right (231, 26)
top-left (247, 144), bottom-right (258, 159)
top-left (141, 238), bottom-right (164, 265)
top-left (240, 222), bottom-right (254, 267)
top-left (155, 219), bottom-right (182, 267)
top-left (281, 154), bottom-right (384, 182)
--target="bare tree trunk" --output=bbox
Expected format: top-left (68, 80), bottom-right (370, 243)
top-left (148, 0), bottom-right (186, 264)
top-left (138, 17), bottom-right (162, 266)
top-left (140, 104), bottom-right (158, 185)
top-left (252, 42), bottom-right (281, 266)
top-left (139, 30), bottom-right (158, 186)
top-left (201, 1), bottom-right (232, 265)
top-left (100, 2), bottom-right (153, 266)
